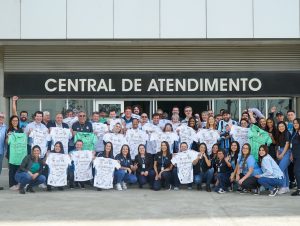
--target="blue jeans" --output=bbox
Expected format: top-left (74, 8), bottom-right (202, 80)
top-left (137, 169), bottom-right (155, 187)
top-left (194, 168), bottom-right (214, 186)
top-left (15, 172), bottom-right (46, 188)
top-left (258, 177), bottom-right (284, 190)
top-left (215, 172), bottom-right (231, 191)
top-left (153, 171), bottom-right (172, 191)
top-left (278, 148), bottom-right (291, 188)
top-left (114, 169), bottom-right (137, 184)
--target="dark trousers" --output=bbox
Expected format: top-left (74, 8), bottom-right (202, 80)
top-left (294, 158), bottom-right (300, 189)
top-left (137, 169), bottom-right (155, 187)
top-left (9, 164), bottom-right (19, 187)
top-left (289, 162), bottom-right (295, 183)
top-left (240, 174), bottom-right (259, 190)
top-left (215, 172), bottom-right (231, 191)
top-left (153, 171), bottom-right (172, 191)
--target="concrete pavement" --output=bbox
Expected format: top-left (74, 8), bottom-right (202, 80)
top-left (0, 168), bottom-right (299, 226)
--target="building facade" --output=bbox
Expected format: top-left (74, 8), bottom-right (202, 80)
top-left (0, 0), bottom-right (300, 119)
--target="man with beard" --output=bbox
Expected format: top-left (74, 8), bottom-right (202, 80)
top-left (12, 96), bottom-right (29, 131)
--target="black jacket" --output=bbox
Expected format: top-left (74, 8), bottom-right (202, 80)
top-left (18, 155), bottom-right (44, 174)
top-left (47, 121), bottom-right (69, 129)
top-left (134, 153), bottom-right (154, 173)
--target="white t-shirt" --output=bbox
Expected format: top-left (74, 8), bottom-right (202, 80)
top-left (93, 157), bottom-right (121, 189)
top-left (29, 128), bottom-right (51, 157)
top-left (230, 125), bottom-right (249, 151)
top-left (171, 150), bottom-right (198, 184)
top-left (125, 128), bottom-right (148, 159)
top-left (176, 125), bottom-right (196, 148)
top-left (92, 122), bottom-right (109, 152)
top-left (71, 151), bottom-right (93, 182)
top-left (49, 127), bottom-right (72, 154)
top-left (194, 129), bottom-right (220, 155)
top-left (107, 118), bottom-right (124, 131)
top-left (46, 153), bottom-right (71, 187)
top-left (103, 133), bottom-right (127, 157)
top-left (150, 131), bottom-right (179, 154)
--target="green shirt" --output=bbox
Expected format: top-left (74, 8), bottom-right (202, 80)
top-left (30, 162), bottom-right (40, 174)
top-left (249, 125), bottom-right (272, 161)
top-left (74, 132), bottom-right (97, 151)
top-left (8, 132), bottom-right (28, 165)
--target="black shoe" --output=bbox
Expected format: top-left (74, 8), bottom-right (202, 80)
top-left (57, 187), bottom-right (64, 191)
top-left (97, 188), bottom-right (102, 191)
top-left (19, 187), bottom-right (25, 194)
top-left (289, 182), bottom-right (297, 189)
top-left (79, 183), bottom-right (85, 189)
top-left (69, 183), bottom-right (75, 189)
top-left (291, 189), bottom-right (300, 196)
top-left (139, 184), bottom-right (143, 189)
top-left (206, 185), bottom-right (211, 192)
top-left (197, 184), bottom-right (202, 191)
top-left (0, 186), bottom-right (3, 190)
top-left (26, 186), bottom-right (35, 193)
top-left (47, 186), bottom-right (52, 192)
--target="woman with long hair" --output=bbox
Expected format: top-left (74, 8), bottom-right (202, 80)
top-left (256, 145), bottom-right (284, 197)
top-left (275, 121), bottom-right (291, 194)
top-left (153, 141), bottom-right (173, 191)
top-left (134, 144), bottom-right (155, 189)
top-left (15, 145), bottom-right (46, 194)
top-left (114, 144), bottom-right (137, 191)
top-left (235, 143), bottom-right (262, 194)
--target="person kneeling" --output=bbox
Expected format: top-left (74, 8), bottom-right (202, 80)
top-left (15, 145), bottom-right (46, 194)
top-left (255, 145), bottom-right (284, 197)
top-left (214, 149), bottom-right (232, 194)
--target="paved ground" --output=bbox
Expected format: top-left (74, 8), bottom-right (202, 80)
top-left (0, 168), bottom-right (299, 226)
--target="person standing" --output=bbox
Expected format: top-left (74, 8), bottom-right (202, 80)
top-left (290, 118), bottom-right (300, 196)
top-left (275, 122), bottom-right (291, 194)
top-left (0, 112), bottom-right (7, 190)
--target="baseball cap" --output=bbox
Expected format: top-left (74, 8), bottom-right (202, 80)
top-left (276, 111), bottom-right (283, 116)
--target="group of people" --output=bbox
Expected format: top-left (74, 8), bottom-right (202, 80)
top-left (0, 96), bottom-right (299, 197)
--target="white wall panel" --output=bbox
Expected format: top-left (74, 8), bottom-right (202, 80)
top-left (254, 0), bottom-right (299, 38)
top-left (0, 0), bottom-right (20, 39)
top-left (21, 0), bottom-right (66, 39)
top-left (160, 0), bottom-right (206, 38)
top-left (207, 0), bottom-right (253, 38)
top-left (114, 0), bottom-right (159, 38)
top-left (67, 0), bottom-right (113, 39)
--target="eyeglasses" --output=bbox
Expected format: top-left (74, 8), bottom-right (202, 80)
top-left (79, 115), bottom-right (86, 117)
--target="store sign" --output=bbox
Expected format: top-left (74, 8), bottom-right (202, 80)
top-left (4, 72), bottom-right (300, 98)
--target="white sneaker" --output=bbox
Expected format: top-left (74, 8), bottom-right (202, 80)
top-left (121, 182), bottom-right (127, 190)
top-left (116, 183), bottom-right (122, 191)
top-left (218, 188), bottom-right (226, 194)
top-left (10, 184), bottom-right (20, 191)
top-left (39, 183), bottom-right (47, 189)
top-left (278, 187), bottom-right (288, 194)
top-left (173, 187), bottom-right (180, 191)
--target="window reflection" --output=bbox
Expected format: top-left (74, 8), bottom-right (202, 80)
top-left (214, 99), bottom-right (239, 121)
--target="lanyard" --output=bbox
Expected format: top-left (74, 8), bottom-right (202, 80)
top-left (162, 156), bottom-right (166, 167)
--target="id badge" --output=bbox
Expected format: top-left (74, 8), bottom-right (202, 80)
top-left (161, 167), bottom-right (164, 171)
top-left (217, 167), bottom-right (220, 173)
top-left (239, 168), bottom-right (243, 174)
top-left (290, 143), bottom-right (293, 149)
top-left (142, 164), bottom-right (146, 169)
